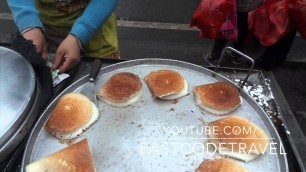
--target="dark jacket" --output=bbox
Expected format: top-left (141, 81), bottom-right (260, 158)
top-left (236, 0), bottom-right (263, 12)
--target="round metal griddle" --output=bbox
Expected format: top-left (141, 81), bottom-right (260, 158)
top-left (0, 47), bottom-right (36, 162)
top-left (22, 59), bottom-right (288, 172)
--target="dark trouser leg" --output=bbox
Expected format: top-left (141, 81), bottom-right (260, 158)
top-left (210, 39), bottom-right (228, 59)
top-left (233, 12), bottom-right (248, 54)
top-left (211, 11), bottom-right (249, 59)
top-left (260, 28), bottom-right (297, 69)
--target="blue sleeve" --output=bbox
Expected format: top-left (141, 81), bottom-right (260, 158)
top-left (70, 0), bottom-right (118, 45)
top-left (7, 0), bottom-right (43, 32)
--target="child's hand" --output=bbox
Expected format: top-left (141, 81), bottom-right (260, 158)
top-left (53, 34), bottom-right (81, 73)
top-left (22, 28), bottom-right (48, 59)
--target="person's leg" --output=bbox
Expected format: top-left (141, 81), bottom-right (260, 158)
top-left (207, 12), bottom-right (249, 65)
top-left (224, 12), bottom-right (248, 64)
top-left (260, 28), bottom-right (297, 69)
top-left (210, 39), bottom-right (228, 59)
top-left (205, 39), bottom-right (227, 66)
top-left (233, 12), bottom-right (248, 52)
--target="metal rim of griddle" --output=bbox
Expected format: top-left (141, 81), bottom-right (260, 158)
top-left (0, 47), bottom-right (37, 163)
top-left (22, 58), bottom-right (288, 172)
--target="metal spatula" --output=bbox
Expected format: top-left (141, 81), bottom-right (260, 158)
top-left (81, 59), bottom-right (102, 105)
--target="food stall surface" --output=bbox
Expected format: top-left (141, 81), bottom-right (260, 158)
top-left (1, 56), bottom-right (305, 172)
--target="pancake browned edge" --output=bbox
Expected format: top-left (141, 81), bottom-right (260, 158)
top-left (97, 72), bottom-right (142, 107)
top-left (146, 69), bottom-right (188, 100)
top-left (208, 116), bottom-right (270, 162)
top-left (26, 139), bottom-right (95, 172)
top-left (195, 158), bottom-right (249, 172)
top-left (45, 93), bottom-right (99, 140)
top-left (194, 82), bottom-right (242, 115)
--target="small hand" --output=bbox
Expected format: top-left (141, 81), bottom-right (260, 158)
top-left (22, 28), bottom-right (48, 59)
top-left (53, 34), bottom-right (81, 73)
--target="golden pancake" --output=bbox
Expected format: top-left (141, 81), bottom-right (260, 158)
top-left (45, 93), bottom-right (94, 133)
top-left (195, 158), bottom-right (249, 172)
top-left (195, 82), bottom-right (241, 110)
top-left (146, 69), bottom-right (185, 97)
top-left (26, 139), bottom-right (95, 172)
top-left (97, 72), bottom-right (142, 102)
top-left (208, 116), bottom-right (269, 154)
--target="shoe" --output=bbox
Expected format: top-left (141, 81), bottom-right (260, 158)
top-left (204, 52), bottom-right (219, 67)
top-left (224, 50), bottom-right (243, 64)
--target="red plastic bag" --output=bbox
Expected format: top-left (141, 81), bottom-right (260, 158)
top-left (248, 0), bottom-right (295, 46)
top-left (287, 0), bottom-right (306, 38)
top-left (190, 0), bottom-right (233, 39)
top-left (216, 0), bottom-right (238, 41)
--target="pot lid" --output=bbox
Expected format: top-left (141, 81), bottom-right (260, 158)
top-left (0, 47), bottom-right (36, 143)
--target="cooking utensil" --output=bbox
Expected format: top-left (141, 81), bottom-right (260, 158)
top-left (0, 47), bottom-right (36, 163)
top-left (80, 59), bottom-right (102, 105)
top-left (22, 59), bottom-right (287, 172)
